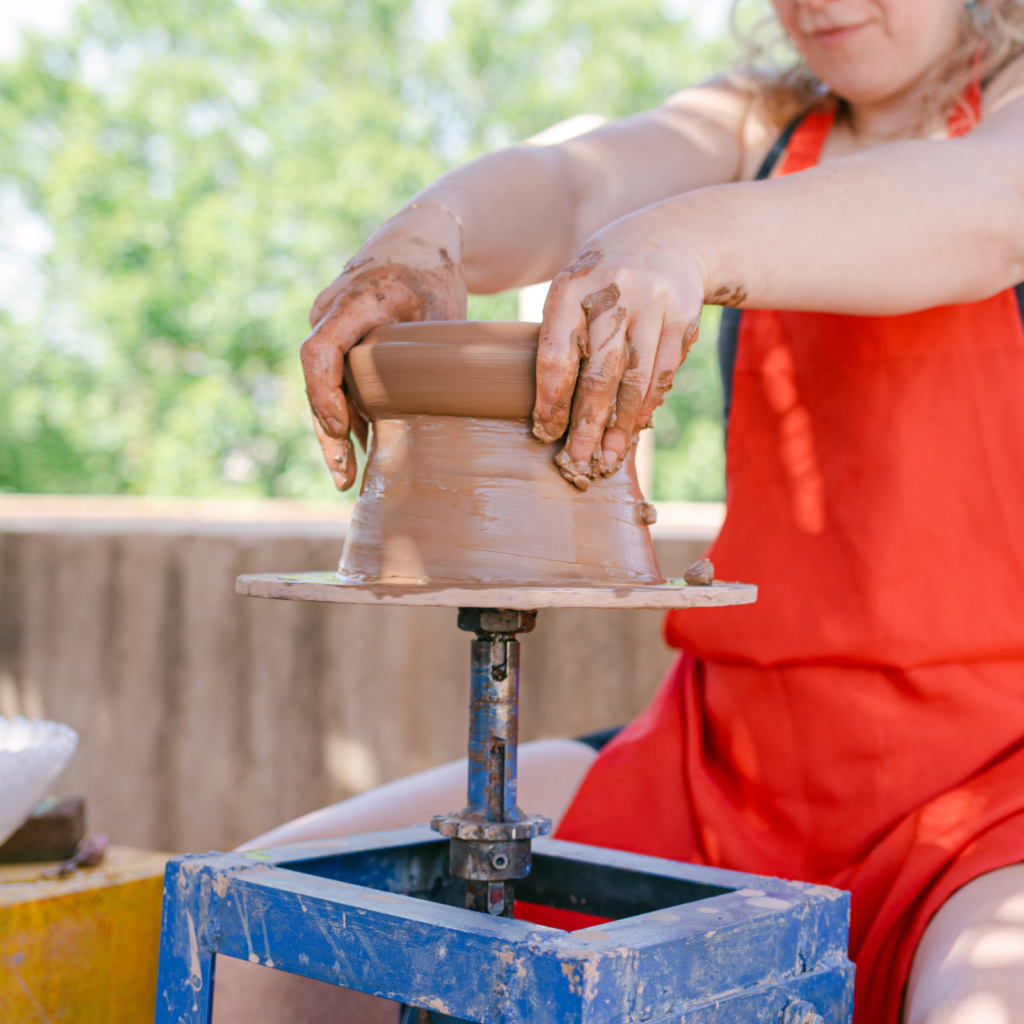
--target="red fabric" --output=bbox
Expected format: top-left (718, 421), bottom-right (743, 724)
top-left (556, 104), bottom-right (1024, 1023)
top-left (778, 108), bottom-right (833, 175)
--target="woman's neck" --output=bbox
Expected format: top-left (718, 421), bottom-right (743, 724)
top-left (832, 71), bottom-right (947, 155)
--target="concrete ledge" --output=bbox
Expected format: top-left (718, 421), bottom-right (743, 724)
top-left (0, 494), bottom-right (723, 541)
top-left (0, 496), bottom-right (719, 852)
top-left (0, 495), bottom-right (353, 537)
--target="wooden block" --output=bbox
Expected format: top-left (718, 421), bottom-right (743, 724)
top-left (0, 796), bottom-right (85, 863)
top-left (0, 846), bottom-right (169, 1023)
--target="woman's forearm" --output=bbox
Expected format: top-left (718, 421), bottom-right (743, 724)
top-left (678, 118), bottom-right (1024, 315)
top-left (412, 146), bottom-right (581, 293)
top-left (400, 87), bottom-right (750, 295)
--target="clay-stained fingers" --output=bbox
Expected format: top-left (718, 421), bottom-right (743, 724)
top-left (301, 318), bottom-right (350, 429)
top-left (533, 287), bottom-right (589, 445)
top-left (312, 412), bottom-right (358, 491)
top-left (636, 315), bottom-right (701, 429)
top-left (302, 307), bottom-right (375, 492)
top-left (596, 307), bottom-right (663, 478)
top-left (554, 283), bottom-right (632, 489)
top-left (301, 293), bottom-right (386, 490)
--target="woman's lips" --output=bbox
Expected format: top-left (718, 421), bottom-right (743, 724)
top-left (808, 21), bottom-right (871, 45)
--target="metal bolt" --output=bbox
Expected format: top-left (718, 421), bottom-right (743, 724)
top-left (491, 852), bottom-right (509, 870)
top-left (783, 1001), bottom-right (824, 1024)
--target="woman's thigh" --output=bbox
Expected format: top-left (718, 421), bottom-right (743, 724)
top-left (212, 738), bottom-right (598, 1023)
top-left (239, 737), bottom-right (597, 850)
top-left (904, 862), bottom-right (1024, 1024)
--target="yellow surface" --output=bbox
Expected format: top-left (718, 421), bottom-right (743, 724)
top-left (0, 846), bottom-right (169, 1023)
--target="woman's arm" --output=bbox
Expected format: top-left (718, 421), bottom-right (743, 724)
top-left (534, 62), bottom-right (1024, 483)
top-left (300, 84), bottom-right (754, 487)
top-left (423, 83), bottom-right (756, 293)
top-left (686, 88), bottom-right (1024, 316)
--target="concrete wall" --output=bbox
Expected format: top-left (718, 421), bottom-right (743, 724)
top-left (0, 496), bottom-right (719, 854)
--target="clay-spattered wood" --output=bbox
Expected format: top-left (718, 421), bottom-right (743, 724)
top-left (236, 573), bottom-right (756, 610)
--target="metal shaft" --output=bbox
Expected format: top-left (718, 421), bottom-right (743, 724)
top-left (464, 632), bottom-right (520, 916)
top-left (430, 608), bottom-right (550, 919)
top-left (467, 634), bottom-right (520, 826)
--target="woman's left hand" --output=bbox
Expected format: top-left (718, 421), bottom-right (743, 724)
top-left (532, 210), bottom-right (706, 490)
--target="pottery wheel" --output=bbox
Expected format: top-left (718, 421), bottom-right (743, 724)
top-left (235, 572), bottom-right (756, 610)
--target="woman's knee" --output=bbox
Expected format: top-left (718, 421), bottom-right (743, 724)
top-left (904, 863), bottom-right (1024, 1024)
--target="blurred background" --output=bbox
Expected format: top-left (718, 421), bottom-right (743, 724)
top-left (0, 0), bottom-right (753, 855)
top-left (0, 0), bottom-right (743, 503)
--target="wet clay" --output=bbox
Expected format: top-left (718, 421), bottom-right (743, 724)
top-left (345, 321), bottom-right (537, 420)
top-left (340, 321), bottom-right (664, 586)
top-left (710, 284), bottom-right (748, 308)
top-left (566, 248), bottom-right (602, 279)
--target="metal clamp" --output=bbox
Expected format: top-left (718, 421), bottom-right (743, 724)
top-left (431, 813), bottom-right (551, 843)
top-left (456, 607), bottom-right (537, 637)
top-left (448, 838), bottom-right (533, 881)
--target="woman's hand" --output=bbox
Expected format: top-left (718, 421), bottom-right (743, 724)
top-left (300, 205), bottom-right (467, 490)
top-left (532, 210), bottom-right (706, 490)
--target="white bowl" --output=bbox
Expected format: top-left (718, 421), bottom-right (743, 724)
top-left (0, 716), bottom-right (78, 846)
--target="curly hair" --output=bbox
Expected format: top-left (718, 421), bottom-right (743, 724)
top-left (730, 0), bottom-right (1024, 130)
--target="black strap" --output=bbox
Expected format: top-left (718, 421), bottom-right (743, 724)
top-left (753, 113), bottom-right (805, 182)
top-left (718, 113), bottom-right (807, 429)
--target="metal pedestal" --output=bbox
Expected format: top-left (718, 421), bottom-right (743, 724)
top-left (155, 605), bottom-right (854, 1023)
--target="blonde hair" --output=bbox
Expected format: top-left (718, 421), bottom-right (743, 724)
top-left (730, 0), bottom-right (1024, 130)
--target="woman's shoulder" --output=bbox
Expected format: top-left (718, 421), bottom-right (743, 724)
top-left (658, 75), bottom-right (786, 183)
top-left (983, 50), bottom-right (1024, 117)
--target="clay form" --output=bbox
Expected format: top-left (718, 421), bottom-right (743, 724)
top-left (340, 321), bottom-right (664, 587)
top-left (684, 558), bottom-right (715, 586)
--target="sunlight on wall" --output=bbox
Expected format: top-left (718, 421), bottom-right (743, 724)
top-left (324, 733), bottom-right (381, 794)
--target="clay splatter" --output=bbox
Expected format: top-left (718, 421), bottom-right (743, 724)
top-left (582, 284), bottom-right (621, 325)
top-left (565, 248), bottom-right (603, 279)
top-left (710, 284), bottom-right (748, 308)
top-left (342, 255), bottom-right (374, 274)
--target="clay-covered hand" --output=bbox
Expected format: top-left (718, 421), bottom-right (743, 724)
top-left (531, 212), bottom-right (705, 490)
top-left (301, 207), bottom-right (468, 490)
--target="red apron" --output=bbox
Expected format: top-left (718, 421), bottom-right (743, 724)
top-left (555, 106), bottom-right (1024, 1021)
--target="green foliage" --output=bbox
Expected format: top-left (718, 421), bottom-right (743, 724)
top-left (653, 305), bottom-right (725, 501)
top-left (0, 0), bottom-right (730, 498)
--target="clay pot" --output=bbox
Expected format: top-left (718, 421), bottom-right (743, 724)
top-left (339, 321), bottom-right (664, 586)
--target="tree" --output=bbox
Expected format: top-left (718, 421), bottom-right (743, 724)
top-left (0, 0), bottom-right (730, 498)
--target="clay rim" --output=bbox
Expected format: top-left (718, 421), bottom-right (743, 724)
top-left (345, 321), bottom-right (542, 421)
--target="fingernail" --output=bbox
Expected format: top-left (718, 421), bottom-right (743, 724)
top-left (601, 448), bottom-right (617, 469)
top-left (555, 447), bottom-right (592, 491)
top-left (531, 411), bottom-right (560, 444)
top-left (331, 470), bottom-right (347, 490)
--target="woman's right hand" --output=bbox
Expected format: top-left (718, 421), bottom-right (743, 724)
top-left (300, 205), bottom-right (468, 490)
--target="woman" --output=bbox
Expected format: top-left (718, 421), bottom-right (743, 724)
top-left (216, 0), bottom-right (1024, 1020)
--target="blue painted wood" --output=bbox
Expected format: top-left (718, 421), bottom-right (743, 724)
top-left (155, 827), bottom-right (854, 1024)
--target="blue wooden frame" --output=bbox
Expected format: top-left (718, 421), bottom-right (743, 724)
top-left (155, 826), bottom-right (853, 1023)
